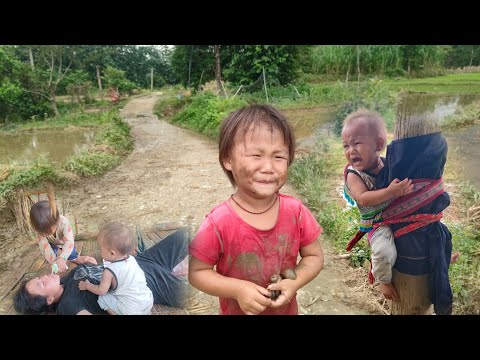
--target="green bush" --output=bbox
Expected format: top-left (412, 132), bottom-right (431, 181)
top-left (65, 151), bottom-right (121, 177)
top-left (0, 161), bottom-right (66, 199)
top-left (154, 95), bottom-right (191, 118)
top-left (329, 79), bottom-right (397, 136)
top-left (96, 115), bottom-right (133, 153)
top-left (384, 67), bottom-right (408, 78)
top-left (171, 92), bottom-right (247, 138)
top-left (330, 99), bottom-right (370, 136)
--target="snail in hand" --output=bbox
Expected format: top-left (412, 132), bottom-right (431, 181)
top-left (269, 268), bottom-right (297, 300)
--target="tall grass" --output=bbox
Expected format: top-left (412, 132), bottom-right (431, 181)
top-left (0, 160), bottom-right (68, 199)
top-left (289, 136), bottom-right (371, 265)
top-left (169, 92), bottom-right (247, 139)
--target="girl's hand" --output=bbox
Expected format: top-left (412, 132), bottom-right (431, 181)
top-left (267, 279), bottom-right (297, 308)
top-left (235, 282), bottom-right (273, 315)
top-left (54, 257), bottom-right (68, 273)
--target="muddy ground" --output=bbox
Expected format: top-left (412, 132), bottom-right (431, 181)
top-left (0, 92), bottom-right (386, 315)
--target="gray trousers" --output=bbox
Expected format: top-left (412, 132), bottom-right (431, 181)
top-left (370, 225), bottom-right (397, 284)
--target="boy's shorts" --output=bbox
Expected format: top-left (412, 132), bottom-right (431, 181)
top-left (51, 244), bottom-right (79, 260)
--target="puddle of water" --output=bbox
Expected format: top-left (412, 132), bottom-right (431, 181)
top-left (399, 93), bottom-right (480, 122)
top-left (399, 93), bottom-right (480, 190)
top-left (284, 107), bottom-right (335, 149)
top-left (0, 128), bottom-right (96, 165)
top-left (444, 123), bottom-right (480, 190)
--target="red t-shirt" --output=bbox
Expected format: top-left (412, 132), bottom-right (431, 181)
top-left (189, 193), bottom-right (322, 315)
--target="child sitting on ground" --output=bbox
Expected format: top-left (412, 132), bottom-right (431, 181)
top-left (30, 200), bottom-right (96, 273)
top-left (78, 222), bottom-right (153, 315)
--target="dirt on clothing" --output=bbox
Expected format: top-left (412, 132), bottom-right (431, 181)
top-left (0, 93), bottom-right (384, 315)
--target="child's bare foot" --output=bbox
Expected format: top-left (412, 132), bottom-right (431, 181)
top-left (379, 282), bottom-right (399, 302)
top-left (450, 252), bottom-right (460, 264)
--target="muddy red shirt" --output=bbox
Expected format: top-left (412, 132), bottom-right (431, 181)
top-left (190, 193), bottom-right (322, 315)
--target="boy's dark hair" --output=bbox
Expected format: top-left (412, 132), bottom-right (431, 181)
top-left (98, 222), bottom-right (133, 256)
top-left (13, 280), bottom-right (52, 315)
top-left (30, 200), bottom-right (60, 235)
top-left (218, 104), bottom-right (296, 187)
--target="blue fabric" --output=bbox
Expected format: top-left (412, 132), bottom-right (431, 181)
top-left (135, 227), bottom-right (189, 308)
top-left (376, 132), bottom-right (453, 315)
top-left (52, 245), bottom-right (79, 261)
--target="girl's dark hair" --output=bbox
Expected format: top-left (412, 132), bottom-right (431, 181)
top-left (218, 104), bottom-right (296, 187)
top-left (13, 280), bottom-right (52, 315)
top-left (30, 200), bottom-right (60, 234)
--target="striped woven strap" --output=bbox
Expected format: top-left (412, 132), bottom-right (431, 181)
top-left (381, 178), bottom-right (444, 220)
top-left (374, 212), bottom-right (443, 238)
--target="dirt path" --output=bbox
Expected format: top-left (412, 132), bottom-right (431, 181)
top-left (0, 93), bottom-right (383, 314)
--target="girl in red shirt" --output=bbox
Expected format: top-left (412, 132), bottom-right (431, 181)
top-left (189, 104), bottom-right (324, 315)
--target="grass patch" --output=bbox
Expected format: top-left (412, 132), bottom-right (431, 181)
top-left (240, 82), bottom-right (354, 108)
top-left (384, 72), bottom-right (480, 94)
top-left (65, 152), bottom-right (121, 177)
top-left (154, 94), bottom-right (192, 119)
top-left (64, 112), bottom-right (132, 176)
top-left (0, 160), bottom-right (70, 199)
top-left (446, 222), bottom-right (480, 314)
top-left (5, 107), bottom-right (114, 131)
top-left (290, 136), bottom-right (371, 263)
top-left (96, 115), bottom-right (133, 154)
top-left (169, 92), bottom-right (247, 139)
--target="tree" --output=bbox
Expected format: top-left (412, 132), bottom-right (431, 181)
top-left (444, 45), bottom-right (480, 68)
top-left (214, 45), bottom-right (227, 97)
top-left (171, 45), bottom-right (215, 90)
top-left (400, 45), bottom-right (446, 76)
top-left (103, 66), bottom-right (136, 94)
top-left (108, 45), bottom-right (174, 88)
top-left (27, 46), bottom-right (76, 116)
top-left (0, 46), bottom-right (50, 122)
top-left (223, 45), bottom-right (302, 86)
